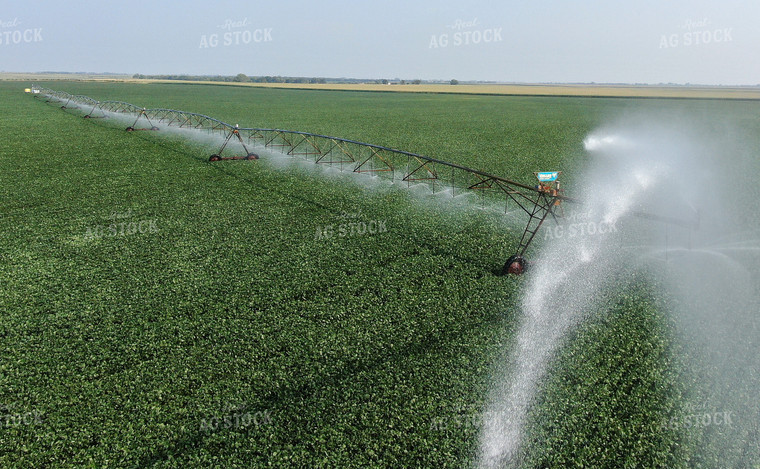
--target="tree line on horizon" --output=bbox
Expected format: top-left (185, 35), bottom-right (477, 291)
top-left (131, 73), bottom-right (455, 85)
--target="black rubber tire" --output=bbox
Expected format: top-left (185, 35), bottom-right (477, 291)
top-left (126, 127), bottom-right (134, 132)
top-left (151, 126), bottom-right (159, 131)
top-left (209, 155), bottom-right (221, 162)
top-left (501, 255), bottom-right (526, 276)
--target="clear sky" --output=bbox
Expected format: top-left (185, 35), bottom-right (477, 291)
top-left (2, 0), bottom-right (758, 85)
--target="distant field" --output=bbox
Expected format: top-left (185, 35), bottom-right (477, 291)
top-left (0, 73), bottom-right (132, 81)
top-left (194, 81), bottom-right (760, 100)
top-left (4, 73), bottom-right (760, 99)
top-left (3, 81), bottom-right (759, 467)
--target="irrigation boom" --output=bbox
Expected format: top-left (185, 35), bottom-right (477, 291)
top-left (30, 86), bottom-right (696, 275)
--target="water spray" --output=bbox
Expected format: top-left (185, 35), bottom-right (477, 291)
top-left (478, 114), bottom-right (760, 466)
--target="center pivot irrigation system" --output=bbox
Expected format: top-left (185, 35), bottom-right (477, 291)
top-left (31, 86), bottom-right (698, 275)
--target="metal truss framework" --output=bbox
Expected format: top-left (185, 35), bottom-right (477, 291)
top-left (32, 86), bottom-right (696, 274)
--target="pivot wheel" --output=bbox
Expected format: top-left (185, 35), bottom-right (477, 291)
top-left (209, 154), bottom-right (221, 162)
top-left (502, 255), bottom-right (526, 276)
top-left (126, 126), bottom-right (135, 132)
top-left (245, 153), bottom-right (259, 160)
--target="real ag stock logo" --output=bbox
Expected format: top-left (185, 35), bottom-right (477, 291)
top-left (314, 210), bottom-right (388, 241)
top-left (84, 209), bottom-right (159, 240)
top-left (430, 409), bottom-right (511, 434)
top-left (429, 17), bottom-right (502, 49)
top-left (199, 402), bottom-right (272, 433)
top-left (199, 17), bottom-right (273, 48)
top-left (659, 18), bottom-right (733, 49)
top-left (0, 18), bottom-right (42, 46)
top-left (1, 403), bottom-right (44, 429)
top-left (659, 402), bottom-right (734, 431)
top-left (543, 211), bottom-right (619, 241)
